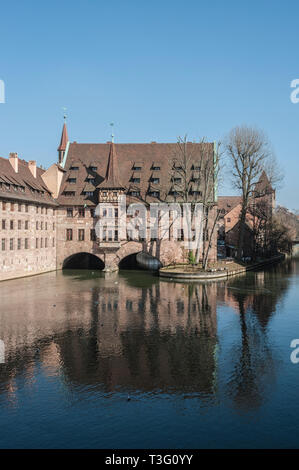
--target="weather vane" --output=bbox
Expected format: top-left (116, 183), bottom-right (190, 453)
top-left (110, 122), bottom-right (114, 142)
top-left (62, 107), bottom-right (67, 121)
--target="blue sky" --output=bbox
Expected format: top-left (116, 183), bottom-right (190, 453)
top-left (0, 0), bottom-right (298, 208)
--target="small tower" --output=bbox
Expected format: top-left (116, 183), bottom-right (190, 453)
top-left (57, 119), bottom-right (69, 165)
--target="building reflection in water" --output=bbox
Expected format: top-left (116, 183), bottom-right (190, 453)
top-left (0, 271), bottom-right (218, 403)
top-left (220, 260), bottom-right (291, 412)
top-left (0, 260), bottom-right (294, 410)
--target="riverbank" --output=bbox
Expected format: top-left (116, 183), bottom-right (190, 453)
top-left (159, 254), bottom-right (285, 281)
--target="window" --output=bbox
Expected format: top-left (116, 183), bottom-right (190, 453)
top-left (152, 166), bottom-right (160, 171)
top-left (66, 229), bottom-right (73, 241)
top-left (2, 220), bottom-right (5, 229)
top-left (114, 208), bottom-right (118, 218)
top-left (192, 165), bottom-right (201, 171)
top-left (90, 208), bottom-right (95, 218)
top-left (18, 238), bottom-right (21, 250)
top-left (78, 229), bottom-right (85, 241)
top-left (173, 177), bottom-right (182, 184)
top-left (45, 238), bottom-right (48, 248)
top-left (151, 178), bottom-right (160, 184)
top-left (84, 191), bottom-right (94, 197)
top-left (132, 166), bottom-right (142, 171)
top-left (25, 238), bottom-right (29, 249)
top-left (36, 238), bottom-right (39, 249)
top-left (2, 202), bottom-right (6, 211)
top-left (52, 238), bottom-right (55, 247)
top-left (227, 218), bottom-right (231, 223)
top-left (41, 238), bottom-right (43, 248)
top-left (2, 239), bottom-right (5, 251)
top-left (177, 229), bottom-right (184, 241)
top-left (67, 208), bottom-right (73, 217)
top-left (10, 220), bottom-right (14, 230)
top-left (148, 191), bottom-right (160, 198)
top-left (10, 238), bottom-right (13, 250)
top-left (63, 191), bottom-right (75, 196)
top-left (18, 203), bottom-right (22, 212)
top-left (25, 204), bottom-right (29, 213)
top-left (78, 207), bottom-right (85, 218)
top-left (11, 203), bottom-right (14, 211)
top-left (70, 166), bottom-right (79, 171)
top-left (128, 190), bottom-right (140, 197)
top-left (131, 177), bottom-right (140, 183)
top-left (68, 178), bottom-right (77, 184)
top-left (90, 229), bottom-right (96, 241)
top-left (36, 221), bottom-right (39, 230)
top-left (90, 166), bottom-right (97, 172)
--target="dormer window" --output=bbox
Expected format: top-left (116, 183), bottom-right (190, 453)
top-left (131, 177), bottom-right (140, 183)
top-left (70, 166), bottom-right (79, 171)
top-left (151, 177), bottom-right (160, 184)
top-left (90, 166), bottom-right (97, 172)
top-left (152, 166), bottom-right (160, 171)
top-left (148, 190), bottom-right (160, 198)
top-left (68, 178), bottom-right (76, 184)
top-left (173, 177), bottom-right (182, 184)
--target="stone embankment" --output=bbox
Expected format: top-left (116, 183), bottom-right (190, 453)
top-left (159, 255), bottom-right (285, 281)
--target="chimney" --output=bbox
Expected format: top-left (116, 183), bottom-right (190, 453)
top-left (9, 153), bottom-right (18, 173)
top-left (28, 160), bottom-right (37, 178)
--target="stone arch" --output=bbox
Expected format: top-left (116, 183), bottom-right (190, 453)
top-left (116, 242), bottom-right (162, 270)
top-left (62, 252), bottom-right (105, 270)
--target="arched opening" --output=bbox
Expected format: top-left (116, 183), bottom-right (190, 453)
top-left (63, 252), bottom-right (105, 270)
top-left (119, 252), bottom-right (162, 271)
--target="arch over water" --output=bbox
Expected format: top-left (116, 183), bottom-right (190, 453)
top-left (62, 252), bottom-right (105, 270)
top-left (119, 251), bottom-right (162, 270)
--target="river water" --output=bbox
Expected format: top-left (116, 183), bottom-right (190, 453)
top-left (0, 259), bottom-right (299, 448)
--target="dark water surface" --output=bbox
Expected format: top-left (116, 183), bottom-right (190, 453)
top-left (0, 259), bottom-right (299, 448)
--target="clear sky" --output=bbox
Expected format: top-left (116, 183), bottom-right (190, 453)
top-left (0, 0), bottom-right (298, 209)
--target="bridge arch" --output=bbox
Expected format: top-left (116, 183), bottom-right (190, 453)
top-left (62, 252), bottom-right (105, 270)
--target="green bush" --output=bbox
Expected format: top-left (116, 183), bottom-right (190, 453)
top-left (188, 250), bottom-right (196, 265)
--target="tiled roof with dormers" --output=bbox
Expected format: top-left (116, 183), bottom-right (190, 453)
top-left (0, 156), bottom-right (58, 206)
top-left (57, 141), bottom-right (214, 206)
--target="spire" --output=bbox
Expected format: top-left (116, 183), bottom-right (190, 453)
top-left (101, 141), bottom-right (123, 189)
top-left (58, 122), bottom-right (68, 152)
top-left (57, 121), bottom-right (69, 165)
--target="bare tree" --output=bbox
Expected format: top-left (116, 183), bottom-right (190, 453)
top-left (225, 126), bottom-right (281, 260)
top-left (170, 136), bottom-right (222, 269)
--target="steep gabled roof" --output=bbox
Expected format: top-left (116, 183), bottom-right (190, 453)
top-left (100, 142), bottom-right (123, 189)
top-left (57, 123), bottom-right (69, 151)
top-left (254, 171), bottom-right (273, 196)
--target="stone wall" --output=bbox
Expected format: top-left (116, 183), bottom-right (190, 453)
top-left (0, 199), bottom-right (56, 281)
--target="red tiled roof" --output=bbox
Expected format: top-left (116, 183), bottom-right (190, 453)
top-left (217, 196), bottom-right (242, 213)
top-left (0, 156), bottom-right (57, 206)
top-left (57, 141), bottom-right (214, 206)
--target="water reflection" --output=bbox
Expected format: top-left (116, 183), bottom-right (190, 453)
top-left (0, 260), bottom-right (295, 412)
